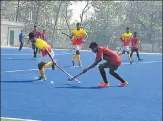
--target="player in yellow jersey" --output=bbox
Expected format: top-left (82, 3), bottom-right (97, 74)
top-left (119, 27), bottom-right (133, 64)
top-left (71, 23), bottom-right (88, 67)
top-left (28, 32), bottom-right (56, 80)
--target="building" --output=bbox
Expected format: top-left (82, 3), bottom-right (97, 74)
top-left (1, 20), bottom-right (24, 47)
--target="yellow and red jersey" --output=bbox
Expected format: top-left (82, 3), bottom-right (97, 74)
top-left (35, 38), bottom-right (52, 56)
top-left (71, 28), bottom-right (87, 46)
top-left (121, 32), bottom-right (132, 46)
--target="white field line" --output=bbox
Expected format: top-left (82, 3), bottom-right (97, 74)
top-left (1, 47), bottom-right (162, 55)
top-left (1, 61), bottom-right (162, 73)
top-left (1, 117), bottom-right (39, 121)
top-left (1, 66), bottom-right (80, 73)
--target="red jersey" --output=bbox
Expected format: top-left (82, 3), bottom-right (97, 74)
top-left (96, 46), bottom-right (121, 66)
top-left (42, 32), bottom-right (46, 41)
top-left (33, 30), bottom-right (42, 38)
top-left (131, 36), bottom-right (138, 48)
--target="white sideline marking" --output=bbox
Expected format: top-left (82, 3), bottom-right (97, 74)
top-left (122, 60), bottom-right (162, 65)
top-left (1, 61), bottom-right (162, 73)
top-left (1, 117), bottom-right (39, 121)
top-left (1, 66), bottom-right (80, 73)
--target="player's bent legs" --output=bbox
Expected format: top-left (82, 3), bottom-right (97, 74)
top-left (98, 64), bottom-right (108, 84)
top-left (109, 66), bottom-right (125, 83)
top-left (135, 49), bottom-right (141, 60)
top-left (38, 62), bottom-right (46, 79)
top-left (130, 49), bottom-right (134, 59)
top-left (72, 45), bottom-right (82, 66)
top-left (38, 53), bottom-right (55, 79)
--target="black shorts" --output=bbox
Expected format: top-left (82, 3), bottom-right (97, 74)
top-left (131, 47), bottom-right (138, 52)
top-left (122, 50), bottom-right (130, 54)
top-left (99, 62), bottom-right (119, 71)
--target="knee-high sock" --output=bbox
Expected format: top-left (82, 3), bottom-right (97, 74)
top-left (43, 61), bottom-right (53, 68)
top-left (73, 54), bottom-right (78, 61)
top-left (130, 51), bottom-right (133, 59)
top-left (128, 54), bottom-right (131, 61)
top-left (136, 51), bottom-right (140, 60)
top-left (109, 69), bottom-right (125, 83)
top-left (40, 68), bottom-right (45, 78)
top-left (99, 66), bottom-right (108, 84)
top-left (76, 55), bottom-right (81, 63)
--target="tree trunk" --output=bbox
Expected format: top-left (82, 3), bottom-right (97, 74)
top-left (16, 0), bottom-right (20, 22)
top-left (52, 1), bottom-right (63, 47)
top-left (35, 1), bottom-right (40, 25)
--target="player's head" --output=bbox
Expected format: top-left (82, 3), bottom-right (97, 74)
top-left (28, 32), bottom-right (36, 43)
top-left (76, 22), bottom-right (81, 30)
top-left (89, 42), bottom-right (99, 53)
top-left (43, 30), bottom-right (46, 33)
top-left (134, 32), bottom-right (137, 36)
top-left (21, 30), bottom-right (23, 33)
top-left (126, 27), bottom-right (130, 33)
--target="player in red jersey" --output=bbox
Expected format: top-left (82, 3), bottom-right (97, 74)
top-left (32, 25), bottom-right (42, 58)
top-left (130, 32), bottom-right (142, 61)
top-left (41, 30), bottom-right (46, 41)
top-left (83, 42), bottom-right (128, 87)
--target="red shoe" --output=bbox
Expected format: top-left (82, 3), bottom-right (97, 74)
top-left (119, 81), bottom-right (128, 87)
top-left (97, 82), bottom-right (109, 87)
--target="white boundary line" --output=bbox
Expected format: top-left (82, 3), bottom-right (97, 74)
top-left (1, 61), bottom-right (162, 73)
top-left (1, 117), bottom-right (39, 121)
top-left (1, 47), bottom-right (162, 55)
top-left (1, 66), bottom-right (80, 73)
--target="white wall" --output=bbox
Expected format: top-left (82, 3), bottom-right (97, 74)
top-left (1, 20), bottom-right (24, 46)
top-left (1, 25), bottom-right (8, 46)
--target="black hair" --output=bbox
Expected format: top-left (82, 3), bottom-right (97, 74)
top-left (28, 32), bottom-right (36, 39)
top-left (89, 42), bottom-right (98, 49)
top-left (126, 27), bottom-right (130, 30)
top-left (76, 22), bottom-right (81, 26)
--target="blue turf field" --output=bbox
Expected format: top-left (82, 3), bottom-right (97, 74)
top-left (1, 48), bottom-right (162, 121)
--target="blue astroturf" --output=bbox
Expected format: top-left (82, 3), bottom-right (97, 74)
top-left (1, 48), bottom-right (162, 121)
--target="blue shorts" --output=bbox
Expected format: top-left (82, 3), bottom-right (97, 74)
top-left (32, 44), bottom-right (35, 49)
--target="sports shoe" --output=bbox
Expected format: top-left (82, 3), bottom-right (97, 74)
top-left (119, 81), bottom-right (128, 87)
top-left (138, 59), bottom-right (143, 61)
top-left (37, 76), bottom-right (47, 81)
top-left (72, 60), bottom-right (75, 66)
top-left (78, 62), bottom-right (83, 67)
top-left (97, 82), bottom-right (109, 87)
top-left (130, 60), bottom-right (133, 64)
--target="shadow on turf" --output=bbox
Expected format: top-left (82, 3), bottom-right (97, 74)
top-left (5, 58), bottom-right (35, 60)
top-left (55, 84), bottom-right (119, 89)
top-left (1, 80), bottom-right (37, 83)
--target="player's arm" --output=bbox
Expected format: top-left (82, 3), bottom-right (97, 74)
top-left (83, 49), bottom-right (103, 73)
top-left (83, 58), bottom-right (102, 72)
top-left (120, 34), bottom-right (125, 43)
top-left (45, 48), bottom-right (56, 65)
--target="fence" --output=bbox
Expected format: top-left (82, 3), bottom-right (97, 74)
top-left (3, 28), bottom-right (162, 53)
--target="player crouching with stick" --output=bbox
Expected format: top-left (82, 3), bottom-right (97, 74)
top-left (70, 42), bottom-right (128, 87)
top-left (28, 32), bottom-right (56, 80)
